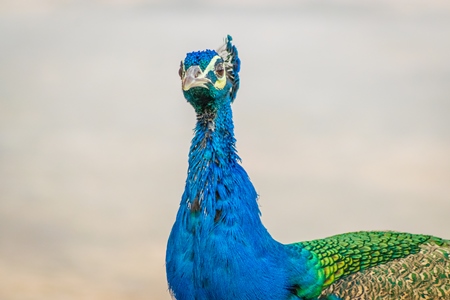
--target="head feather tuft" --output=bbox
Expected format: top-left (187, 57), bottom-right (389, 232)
top-left (217, 35), bottom-right (240, 102)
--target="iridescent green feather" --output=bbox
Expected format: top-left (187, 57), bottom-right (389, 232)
top-left (322, 241), bottom-right (450, 299)
top-left (289, 231), bottom-right (450, 299)
top-left (302, 232), bottom-right (435, 286)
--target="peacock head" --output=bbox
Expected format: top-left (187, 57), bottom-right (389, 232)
top-left (179, 35), bottom-right (240, 114)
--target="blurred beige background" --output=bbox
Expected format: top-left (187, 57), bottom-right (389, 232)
top-left (1, 0), bottom-right (450, 299)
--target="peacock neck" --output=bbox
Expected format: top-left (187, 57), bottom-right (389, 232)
top-left (190, 103), bottom-right (239, 168)
top-left (182, 102), bottom-right (265, 233)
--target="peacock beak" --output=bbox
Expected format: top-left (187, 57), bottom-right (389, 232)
top-left (182, 66), bottom-right (211, 91)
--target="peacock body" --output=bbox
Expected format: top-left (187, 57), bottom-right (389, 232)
top-left (165, 36), bottom-right (450, 300)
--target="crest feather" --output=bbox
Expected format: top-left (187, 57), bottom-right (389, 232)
top-left (217, 35), bottom-right (240, 102)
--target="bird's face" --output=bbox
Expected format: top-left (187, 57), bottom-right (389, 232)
top-left (179, 49), bottom-right (231, 113)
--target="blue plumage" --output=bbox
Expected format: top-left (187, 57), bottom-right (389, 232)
top-left (166, 36), bottom-right (310, 299)
top-left (166, 36), bottom-right (450, 300)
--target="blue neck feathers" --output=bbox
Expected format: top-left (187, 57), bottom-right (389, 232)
top-left (183, 102), bottom-right (262, 233)
top-left (167, 99), bottom-right (307, 300)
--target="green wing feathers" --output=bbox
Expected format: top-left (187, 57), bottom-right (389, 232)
top-left (301, 231), bottom-right (437, 287)
top-left (295, 231), bottom-right (450, 299)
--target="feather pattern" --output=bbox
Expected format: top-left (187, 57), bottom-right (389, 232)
top-left (288, 231), bottom-right (450, 299)
top-left (321, 241), bottom-right (450, 299)
top-left (166, 35), bottom-right (450, 300)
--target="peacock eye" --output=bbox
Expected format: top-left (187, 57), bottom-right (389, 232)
top-left (215, 63), bottom-right (224, 78)
top-left (178, 61), bottom-right (184, 79)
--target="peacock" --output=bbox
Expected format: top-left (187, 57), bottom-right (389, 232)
top-left (165, 35), bottom-right (450, 300)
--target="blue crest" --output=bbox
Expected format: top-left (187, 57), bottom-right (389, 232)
top-left (184, 49), bottom-right (218, 71)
